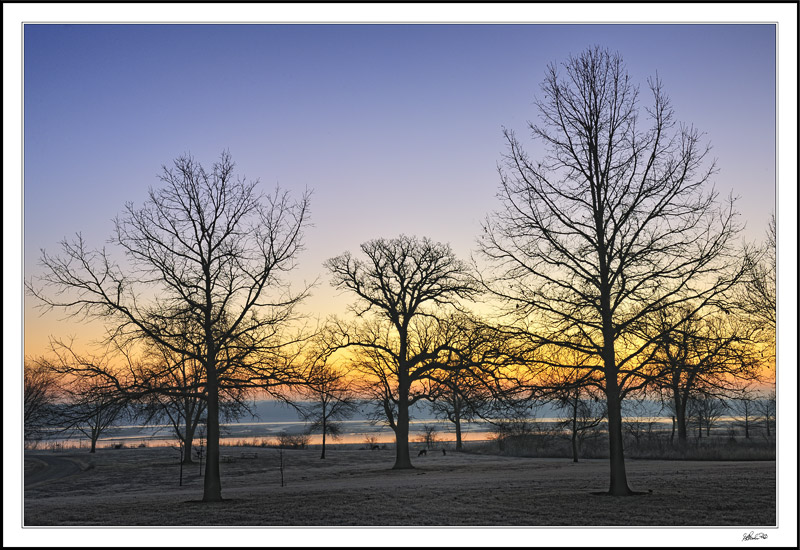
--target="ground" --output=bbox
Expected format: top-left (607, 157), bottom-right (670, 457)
top-left (23, 445), bottom-right (775, 526)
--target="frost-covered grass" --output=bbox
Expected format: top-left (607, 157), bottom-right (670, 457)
top-left (23, 445), bottom-right (775, 526)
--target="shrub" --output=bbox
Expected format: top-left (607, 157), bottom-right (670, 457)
top-left (415, 424), bottom-right (438, 448)
top-left (277, 431), bottom-right (309, 449)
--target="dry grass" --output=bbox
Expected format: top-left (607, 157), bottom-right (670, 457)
top-left (23, 445), bottom-right (775, 526)
top-left (473, 433), bottom-right (777, 461)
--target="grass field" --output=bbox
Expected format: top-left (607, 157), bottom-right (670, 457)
top-left (22, 444), bottom-right (775, 527)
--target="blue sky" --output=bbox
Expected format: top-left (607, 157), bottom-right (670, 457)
top-left (23, 25), bottom-right (777, 353)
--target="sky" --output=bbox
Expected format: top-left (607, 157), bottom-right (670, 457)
top-left (6, 5), bottom-right (797, 546)
top-left (21, 23), bottom-right (779, 357)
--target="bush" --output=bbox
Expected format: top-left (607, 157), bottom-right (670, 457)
top-left (362, 434), bottom-right (379, 449)
top-left (277, 431), bottom-right (309, 449)
top-left (415, 424), bottom-right (438, 448)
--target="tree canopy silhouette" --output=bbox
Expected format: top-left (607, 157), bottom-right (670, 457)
top-left (479, 47), bottom-right (744, 495)
top-left (28, 151), bottom-right (311, 502)
top-left (325, 235), bottom-right (477, 468)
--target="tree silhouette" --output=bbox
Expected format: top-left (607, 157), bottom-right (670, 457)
top-left (298, 361), bottom-right (359, 459)
top-left (687, 394), bottom-right (727, 438)
top-left (730, 383), bottom-right (761, 439)
top-left (28, 151), bottom-right (311, 502)
top-left (479, 47), bottom-right (744, 494)
top-left (56, 365), bottom-right (129, 453)
top-left (648, 308), bottom-right (759, 443)
top-left (426, 315), bottom-right (498, 452)
top-left (23, 360), bottom-right (60, 443)
top-left (429, 368), bottom-right (489, 452)
top-left (552, 382), bottom-right (606, 463)
top-left (755, 386), bottom-right (776, 438)
top-left (325, 235), bottom-right (476, 468)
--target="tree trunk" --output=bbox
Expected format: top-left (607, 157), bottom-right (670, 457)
top-left (321, 417), bottom-right (327, 459)
top-left (182, 431), bottom-right (195, 464)
top-left (605, 383), bottom-right (631, 495)
top-left (202, 362), bottom-right (223, 502)
top-left (670, 415), bottom-right (676, 443)
top-left (571, 396), bottom-right (579, 463)
top-left (674, 393), bottom-right (688, 443)
top-left (89, 428), bottom-right (100, 453)
top-left (453, 395), bottom-right (463, 452)
top-left (597, 230), bottom-right (631, 495)
top-left (393, 382), bottom-right (413, 469)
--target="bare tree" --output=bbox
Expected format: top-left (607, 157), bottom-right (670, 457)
top-left (736, 215), bottom-right (776, 388)
top-left (729, 384), bottom-right (760, 439)
top-left (429, 367), bottom-right (491, 452)
top-left (648, 307), bottom-right (760, 444)
top-left (56, 369), bottom-right (129, 453)
top-left (325, 235), bottom-right (476, 468)
top-left (485, 398), bottom-right (551, 454)
top-left (687, 394), bottom-right (727, 438)
top-left (24, 360), bottom-right (60, 443)
top-left (27, 152), bottom-right (311, 502)
top-left (553, 384), bottom-right (606, 463)
top-left (755, 386), bottom-right (776, 438)
top-left (478, 47), bottom-right (744, 494)
top-left (415, 424), bottom-right (439, 450)
top-left (425, 314), bottom-right (501, 452)
top-left (297, 361), bottom-right (359, 459)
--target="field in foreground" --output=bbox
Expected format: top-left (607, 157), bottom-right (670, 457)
top-left (23, 445), bottom-right (775, 526)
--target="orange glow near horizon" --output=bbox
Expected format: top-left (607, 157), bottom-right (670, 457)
top-left (33, 429), bottom-right (497, 451)
top-left (24, 308), bottom-right (777, 399)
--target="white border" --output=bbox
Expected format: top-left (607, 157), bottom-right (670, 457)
top-left (4, 2), bottom-right (797, 548)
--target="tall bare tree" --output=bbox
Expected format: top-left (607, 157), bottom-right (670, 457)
top-left (325, 235), bottom-right (476, 468)
top-left (27, 151), bottom-right (311, 502)
top-left (479, 47), bottom-right (744, 494)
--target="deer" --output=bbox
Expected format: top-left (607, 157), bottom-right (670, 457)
top-left (417, 449), bottom-right (427, 456)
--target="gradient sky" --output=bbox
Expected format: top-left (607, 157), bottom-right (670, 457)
top-left (23, 23), bottom-right (777, 356)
